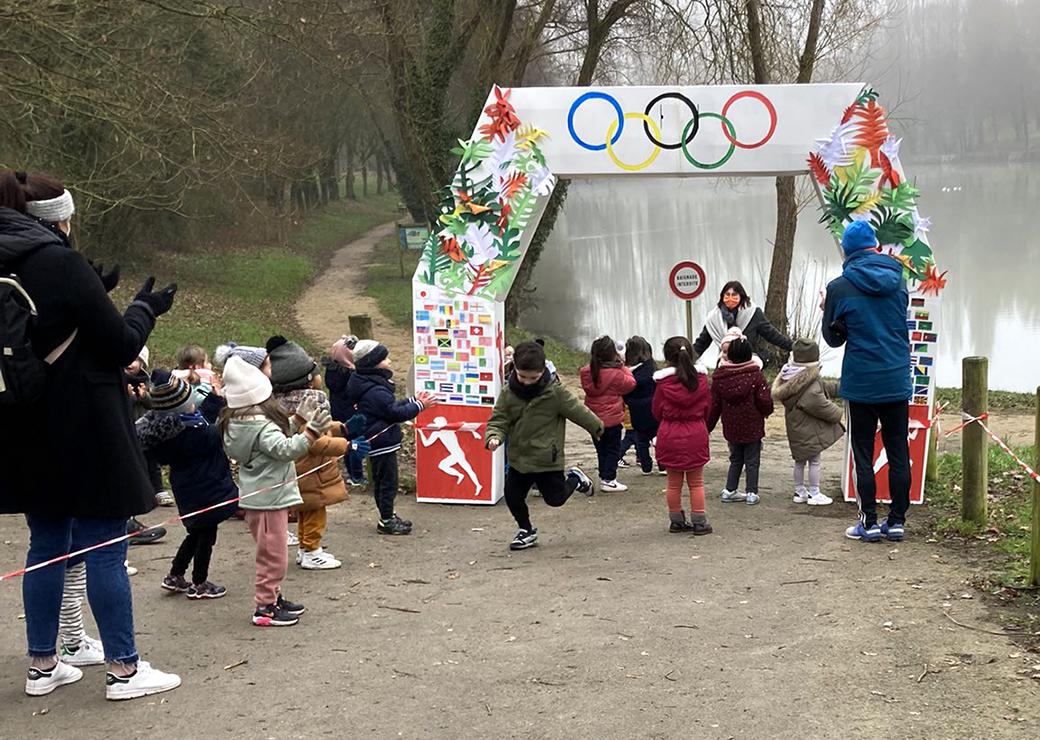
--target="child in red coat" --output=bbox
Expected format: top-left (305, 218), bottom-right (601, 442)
top-left (580, 336), bottom-right (636, 492)
top-left (707, 338), bottom-right (774, 505)
top-left (652, 336), bottom-right (713, 534)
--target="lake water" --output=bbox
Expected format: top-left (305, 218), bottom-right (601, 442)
top-left (524, 162), bottom-right (1040, 392)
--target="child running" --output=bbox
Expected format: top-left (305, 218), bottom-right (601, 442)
top-left (220, 355), bottom-right (330, 626)
top-left (347, 339), bottom-right (437, 535)
top-left (269, 336), bottom-right (369, 569)
top-left (707, 337), bottom-right (774, 505)
top-left (771, 338), bottom-right (842, 506)
top-left (652, 337), bottom-right (713, 533)
top-left (137, 371), bottom-right (239, 599)
top-left (485, 341), bottom-right (601, 550)
top-left (580, 335), bottom-right (636, 492)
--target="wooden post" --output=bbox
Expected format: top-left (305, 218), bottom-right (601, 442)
top-left (349, 315), bottom-right (373, 341)
top-left (1030, 386), bottom-right (1040, 587)
top-left (961, 357), bottom-right (988, 527)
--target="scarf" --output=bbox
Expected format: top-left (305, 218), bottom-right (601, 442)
top-left (705, 303), bottom-right (755, 344)
top-left (135, 411), bottom-right (184, 451)
top-left (780, 362), bottom-right (814, 381)
top-left (508, 368), bottom-right (552, 401)
top-left (273, 387), bottom-right (329, 417)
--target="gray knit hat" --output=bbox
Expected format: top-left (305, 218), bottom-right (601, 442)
top-left (267, 335), bottom-right (318, 390)
top-left (353, 339), bottom-right (389, 370)
top-left (215, 342), bottom-right (267, 370)
top-left (792, 338), bottom-right (820, 364)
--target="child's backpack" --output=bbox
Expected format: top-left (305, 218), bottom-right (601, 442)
top-left (0, 272), bottom-right (46, 406)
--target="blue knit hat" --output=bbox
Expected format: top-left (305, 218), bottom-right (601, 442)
top-left (841, 221), bottom-right (878, 255)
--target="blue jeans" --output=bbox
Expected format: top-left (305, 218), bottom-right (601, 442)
top-left (23, 515), bottom-right (138, 663)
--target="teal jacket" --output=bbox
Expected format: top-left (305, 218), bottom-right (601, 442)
top-left (222, 416), bottom-right (310, 510)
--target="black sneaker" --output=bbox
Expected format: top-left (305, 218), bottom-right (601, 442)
top-left (567, 466), bottom-right (593, 495)
top-left (690, 521), bottom-right (714, 536)
top-left (377, 515), bottom-right (412, 535)
top-left (669, 520), bottom-right (693, 533)
top-left (161, 574), bottom-right (190, 593)
top-left (509, 528), bottom-right (538, 550)
top-left (186, 581), bottom-right (227, 600)
top-left (128, 517), bottom-right (166, 546)
top-left (252, 604), bottom-right (298, 627)
top-left (276, 594), bottom-right (306, 616)
top-left (394, 512), bottom-right (412, 528)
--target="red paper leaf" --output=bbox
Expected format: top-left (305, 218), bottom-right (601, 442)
top-left (852, 100), bottom-right (890, 166)
top-left (808, 152), bottom-right (831, 186)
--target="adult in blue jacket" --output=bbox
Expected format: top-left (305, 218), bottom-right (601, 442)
top-left (822, 221), bottom-right (911, 544)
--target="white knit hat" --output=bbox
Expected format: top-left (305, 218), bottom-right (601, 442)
top-left (25, 189), bottom-right (75, 223)
top-left (222, 355), bottom-right (273, 409)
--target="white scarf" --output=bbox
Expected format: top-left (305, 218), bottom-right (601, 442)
top-left (705, 303), bottom-right (755, 344)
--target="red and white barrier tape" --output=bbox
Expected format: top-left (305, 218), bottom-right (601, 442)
top-left (0, 424), bottom-right (395, 583)
top-left (416, 421), bottom-right (486, 432)
top-left (942, 412), bottom-right (1040, 485)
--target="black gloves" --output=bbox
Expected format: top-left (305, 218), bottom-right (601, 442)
top-left (88, 260), bottom-right (121, 293)
top-left (133, 277), bottom-right (178, 318)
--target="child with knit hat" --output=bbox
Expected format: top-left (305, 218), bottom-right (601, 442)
top-left (771, 338), bottom-right (843, 506)
top-left (136, 371), bottom-right (239, 599)
top-left (323, 335), bottom-right (367, 486)
top-left (268, 336), bottom-right (370, 569)
top-left (220, 356), bottom-right (332, 626)
top-left (347, 339), bottom-right (437, 535)
top-left (214, 342), bottom-right (271, 377)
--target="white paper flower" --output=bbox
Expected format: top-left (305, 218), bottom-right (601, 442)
top-left (880, 136), bottom-right (902, 162)
top-left (912, 212), bottom-right (932, 236)
top-left (813, 121), bottom-right (857, 171)
top-left (463, 222), bottom-right (497, 266)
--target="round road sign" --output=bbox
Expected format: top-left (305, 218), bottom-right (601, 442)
top-left (668, 261), bottom-right (706, 300)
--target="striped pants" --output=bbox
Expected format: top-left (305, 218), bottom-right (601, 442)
top-left (58, 561), bottom-right (87, 650)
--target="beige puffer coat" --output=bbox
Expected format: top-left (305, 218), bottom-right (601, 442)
top-left (771, 363), bottom-right (844, 461)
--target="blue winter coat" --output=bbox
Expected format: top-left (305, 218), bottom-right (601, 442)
top-left (323, 359), bottom-right (355, 422)
top-left (623, 362), bottom-right (658, 436)
top-left (346, 368), bottom-right (424, 456)
top-left (822, 249), bottom-right (911, 404)
top-left (138, 412), bottom-right (239, 531)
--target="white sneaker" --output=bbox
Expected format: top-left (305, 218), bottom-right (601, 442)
top-left (155, 490), bottom-right (175, 507)
top-left (599, 479), bottom-right (628, 492)
top-left (60, 634), bottom-right (105, 667)
top-left (721, 489), bottom-right (747, 503)
top-left (807, 490), bottom-right (834, 506)
top-left (125, 560), bottom-right (138, 577)
top-left (296, 548), bottom-right (303, 565)
top-left (25, 660), bottom-right (83, 696)
top-left (792, 487), bottom-right (810, 503)
top-left (106, 660), bottom-right (181, 701)
top-left (286, 531), bottom-right (299, 547)
top-left (299, 548), bottom-right (342, 570)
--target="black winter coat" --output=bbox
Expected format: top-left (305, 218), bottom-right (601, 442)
top-left (323, 359), bottom-right (355, 422)
top-left (139, 414), bottom-right (238, 531)
top-left (623, 362), bottom-right (658, 436)
top-left (346, 368), bottom-right (424, 456)
top-left (693, 306), bottom-right (792, 364)
top-left (0, 209), bottom-right (157, 518)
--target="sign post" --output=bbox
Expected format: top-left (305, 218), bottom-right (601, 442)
top-left (668, 261), bottom-right (706, 341)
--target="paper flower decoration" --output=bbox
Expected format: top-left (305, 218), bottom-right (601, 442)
top-left (919, 265), bottom-right (948, 296)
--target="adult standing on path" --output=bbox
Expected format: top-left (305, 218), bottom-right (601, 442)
top-left (822, 221), bottom-right (912, 543)
top-left (692, 281), bottom-right (792, 367)
top-left (0, 170), bottom-right (181, 699)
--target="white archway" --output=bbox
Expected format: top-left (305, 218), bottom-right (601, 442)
top-left (409, 84), bottom-right (942, 505)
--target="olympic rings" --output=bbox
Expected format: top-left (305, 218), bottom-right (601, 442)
top-left (642, 92), bottom-right (698, 150)
top-left (681, 113), bottom-right (735, 170)
top-left (720, 90), bottom-right (777, 149)
top-left (568, 91), bottom-right (624, 151)
top-left (606, 113), bottom-right (663, 171)
top-left (567, 89), bottom-right (777, 168)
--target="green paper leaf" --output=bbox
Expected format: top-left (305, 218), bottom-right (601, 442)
top-left (880, 181), bottom-right (919, 212)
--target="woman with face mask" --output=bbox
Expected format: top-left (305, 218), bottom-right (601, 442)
top-left (691, 281), bottom-right (792, 367)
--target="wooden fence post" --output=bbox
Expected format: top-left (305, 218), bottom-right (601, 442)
top-left (961, 357), bottom-right (988, 527)
top-left (349, 315), bottom-right (373, 341)
top-left (1030, 386), bottom-right (1040, 587)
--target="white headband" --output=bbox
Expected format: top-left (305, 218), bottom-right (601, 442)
top-left (25, 189), bottom-right (75, 223)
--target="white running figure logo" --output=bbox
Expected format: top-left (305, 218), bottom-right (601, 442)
top-left (419, 417), bottom-right (483, 496)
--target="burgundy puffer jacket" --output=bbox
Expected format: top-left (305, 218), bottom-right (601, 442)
top-left (707, 361), bottom-right (774, 443)
top-left (580, 364), bottom-right (636, 427)
top-left (651, 367), bottom-right (711, 470)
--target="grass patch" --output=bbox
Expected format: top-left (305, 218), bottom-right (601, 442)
top-left (927, 442), bottom-right (1039, 586)
top-left (936, 387), bottom-right (1037, 413)
top-left (505, 328), bottom-right (589, 376)
top-left (364, 233), bottom-right (421, 328)
top-left (115, 192), bottom-right (399, 368)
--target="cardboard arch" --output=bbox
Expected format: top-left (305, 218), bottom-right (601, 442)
top-left (410, 84), bottom-right (941, 505)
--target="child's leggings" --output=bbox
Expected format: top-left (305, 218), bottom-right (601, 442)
top-left (244, 509), bottom-right (289, 608)
top-left (666, 468), bottom-right (705, 514)
top-left (793, 455), bottom-right (822, 490)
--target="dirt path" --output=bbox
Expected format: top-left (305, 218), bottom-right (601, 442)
top-left (294, 220), bottom-right (412, 364)
top-left (0, 228), bottom-right (1037, 737)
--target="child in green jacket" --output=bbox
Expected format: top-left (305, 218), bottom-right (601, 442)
top-left (485, 342), bottom-right (603, 550)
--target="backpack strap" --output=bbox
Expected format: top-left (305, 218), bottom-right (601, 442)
top-left (0, 276), bottom-right (37, 316)
top-left (44, 328), bottom-right (77, 365)
top-left (1, 275), bottom-right (77, 365)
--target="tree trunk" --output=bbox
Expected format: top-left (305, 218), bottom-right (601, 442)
top-left (376, 152), bottom-right (385, 194)
top-left (362, 163), bottom-right (369, 197)
top-left (345, 136), bottom-right (357, 201)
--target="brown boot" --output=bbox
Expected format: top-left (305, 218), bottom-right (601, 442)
top-left (669, 511), bottom-right (693, 533)
top-left (689, 513), bottom-right (713, 536)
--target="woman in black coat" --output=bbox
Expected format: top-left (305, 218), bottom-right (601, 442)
top-left (0, 170), bottom-right (181, 700)
top-left (692, 280), bottom-right (792, 366)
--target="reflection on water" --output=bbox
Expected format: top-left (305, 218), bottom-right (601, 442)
top-left (524, 163), bottom-right (1040, 392)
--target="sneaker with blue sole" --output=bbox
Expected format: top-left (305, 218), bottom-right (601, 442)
top-left (880, 520), bottom-right (904, 542)
top-left (845, 521), bottom-right (882, 542)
